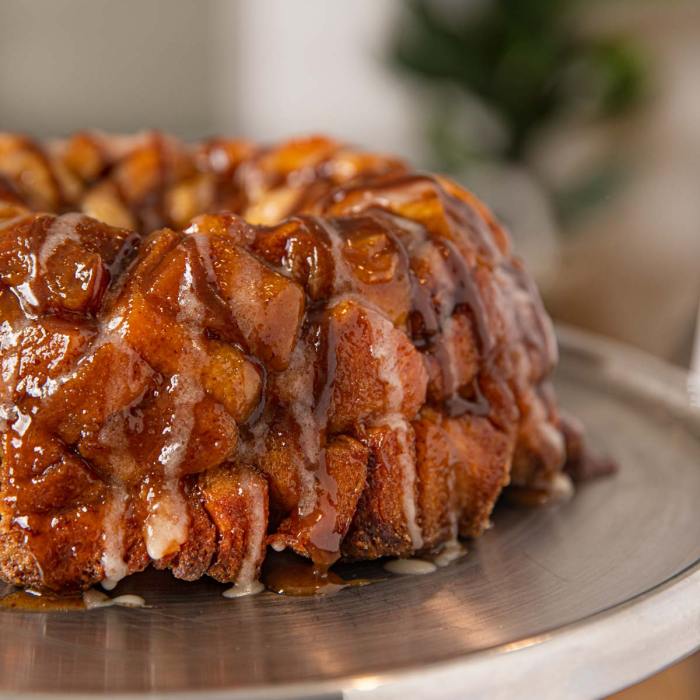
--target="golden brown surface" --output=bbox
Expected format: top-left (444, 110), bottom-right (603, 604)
top-left (0, 132), bottom-right (577, 592)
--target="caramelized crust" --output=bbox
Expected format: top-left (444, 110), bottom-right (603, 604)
top-left (0, 132), bottom-right (572, 591)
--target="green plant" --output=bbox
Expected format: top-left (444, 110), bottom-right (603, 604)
top-left (394, 0), bottom-right (646, 163)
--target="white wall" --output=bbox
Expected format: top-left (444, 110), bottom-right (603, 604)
top-left (211, 0), bottom-right (425, 159)
top-left (0, 0), bottom-right (422, 158)
top-left (0, 0), bottom-right (215, 137)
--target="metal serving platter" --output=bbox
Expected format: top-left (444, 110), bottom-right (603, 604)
top-left (1, 326), bottom-right (699, 700)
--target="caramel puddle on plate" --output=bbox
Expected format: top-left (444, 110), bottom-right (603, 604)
top-left (0, 589), bottom-right (85, 612)
top-left (0, 588), bottom-right (145, 612)
top-left (261, 550), bottom-right (377, 596)
top-left (1, 544), bottom-right (469, 609)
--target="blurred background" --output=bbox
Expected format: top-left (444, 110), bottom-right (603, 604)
top-left (1, 0), bottom-right (698, 696)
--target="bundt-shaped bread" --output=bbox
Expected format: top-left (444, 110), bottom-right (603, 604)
top-left (0, 132), bottom-right (574, 592)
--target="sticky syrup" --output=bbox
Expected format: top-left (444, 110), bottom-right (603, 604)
top-left (0, 589), bottom-right (84, 612)
top-left (0, 588), bottom-right (146, 612)
top-left (261, 550), bottom-right (372, 596)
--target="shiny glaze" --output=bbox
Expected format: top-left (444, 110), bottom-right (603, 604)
top-left (0, 132), bottom-right (572, 594)
top-left (0, 588), bottom-right (145, 611)
top-left (0, 589), bottom-right (85, 612)
top-left (262, 550), bottom-right (371, 596)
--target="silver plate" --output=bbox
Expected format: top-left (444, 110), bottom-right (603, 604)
top-left (1, 327), bottom-right (699, 700)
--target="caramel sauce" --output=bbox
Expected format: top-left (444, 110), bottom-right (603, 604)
top-left (0, 587), bottom-right (148, 612)
top-left (355, 204), bottom-right (495, 419)
top-left (0, 589), bottom-right (85, 612)
top-left (261, 551), bottom-right (373, 597)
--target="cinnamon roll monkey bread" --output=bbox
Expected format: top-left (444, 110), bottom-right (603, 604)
top-left (0, 132), bottom-right (591, 594)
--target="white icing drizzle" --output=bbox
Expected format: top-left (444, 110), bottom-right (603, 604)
top-left (415, 239), bottom-right (456, 323)
top-left (222, 470), bottom-right (266, 598)
top-left (547, 473), bottom-right (575, 503)
top-left (275, 295), bottom-right (406, 528)
top-left (237, 416), bottom-right (271, 474)
top-left (384, 558), bottom-right (436, 576)
top-left (0, 318), bottom-right (23, 432)
top-left (96, 348), bottom-right (153, 571)
top-left (8, 409), bottom-right (30, 439)
top-left (93, 329), bottom-right (153, 579)
top-left (15, 280), bottom-right (40, 310)
top-left (144, 257), bottom-right (204, 561)
top-left (23, 312), bottom-right (143, 405)
top-left (293, 408), bottom-right (322, 518)
top-left (327, 292), bottom-right (392, 321)
top-left (238, 471), bottom-right (267, 587)
top-left (508, 271), bottom-right (558, 367)
top-left (190, 231), bottom-right (217, 286)
top-left (222, 581), bottom-right (264, 599)
top-left (321, 219), bottom-right (353, 290)
top-left (83, 589), bottom-right (146, 609)
top-left (3, 282), bottom-right (158, 585)
top-left (368, 310), bottom-right (404, 412)
top-left (522, 387), bottom-right (565, 468)
top-left (99, 487), bottom-right (129, 590)
top-left (2, 285), bottom-right (158, 584)
top-left (537, 421), bottom-right (566, 458)
top-left (143, 483), bottom-right (188, 562)
top-left (438, 315), bottom-right (461, 398)
top-left (377, 414), bottom-right (423, 551)
top-left (490, 265), bottom-right (568, 478)
top-left (432, 540), bottom-right (467, 568)
top-left (219, 245), bottom-right (264, 344)
top-left (275, 342), bottom-right (319, 518)
top-left (413, 238), bottom-right (475, 406)
top-left (446, 458), bottom-right (459, 541)
top-left (363, 306), bottom-right (423, 551)
top-left (384, 514), bottom-right (466, 574)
